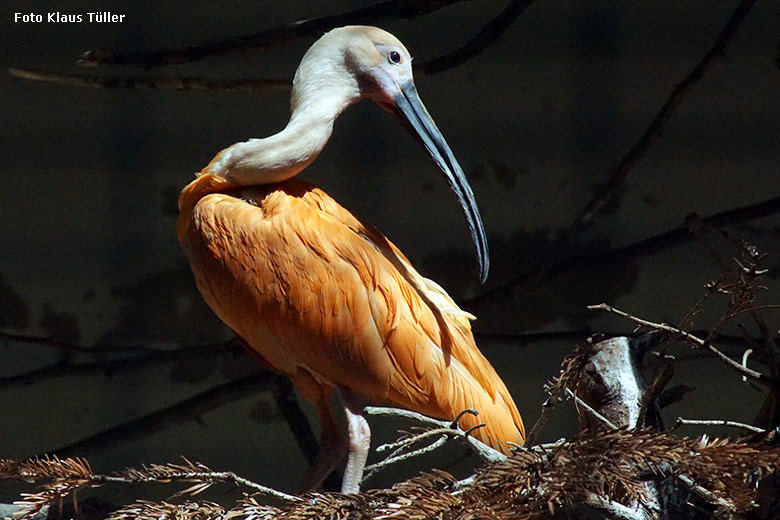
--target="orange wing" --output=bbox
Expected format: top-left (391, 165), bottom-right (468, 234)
top-left (178, 174), bottom-right (524, 452)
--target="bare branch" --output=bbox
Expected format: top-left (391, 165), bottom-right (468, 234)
top-left (77, 0), bottom-right (470, 68)
top-left (637, 362), bottom-right (674, 428)
top-left (0, 330), bottom-right (239, 355)
top-left (566, 388), bottom-right (619, 431)
top-left (10, 1), bottom-right (535, 92)
top-left (362, 409), bottom-right (496, 483)
top-left (364, 406), bottom-right (505, 462)
top-left (525, 338), bottom-right (597, 446)
top-left (587, 302), bottom-right (777, 385)
top-left (467, 194), bottom-right (780, 308)
top-left (417, 0), bottom-right (538, 76)
top-left (532, 0), bottom-right (760, 281)
top-left (676, 473), bottom-right (736, 513)
top-left (47, 374), bottom-right (275, 458)
top-left (9, 67), bottom-right (289, 92)
top-left (675, 417), bottom-right (766, 434)
top-left (2, 456), bottom-right (299, 517)
top-left (363, 433), bottom-right (448, 482)
top-left (523, 399), bottom-right (555, 447)
top-left (117, 469), bottom-right (299, 502)
top-left (0, 350), bottom-right (235, 390)
top-left (376, 428), bottom-right (450, 455)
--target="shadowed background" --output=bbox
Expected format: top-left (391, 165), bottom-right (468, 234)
top-left (1, 0), bottom-right (779, 496)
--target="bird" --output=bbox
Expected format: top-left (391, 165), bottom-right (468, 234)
top-left (178, 25), bottom-right (524, 494)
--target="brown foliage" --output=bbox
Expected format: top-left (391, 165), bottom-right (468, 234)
top-left (3, 432), bottom-right (778, 519)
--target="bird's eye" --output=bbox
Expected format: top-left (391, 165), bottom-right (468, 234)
top-left (388, 50), bottom-right (401, 64)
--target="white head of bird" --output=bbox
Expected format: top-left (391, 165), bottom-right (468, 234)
top-left (206, 25), bottom-right (489, 281)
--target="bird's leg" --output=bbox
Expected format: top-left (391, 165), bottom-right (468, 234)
top-left (298, 397), bottom-right (348, 492)
top-left (339, 388), bottom-right (371, 494)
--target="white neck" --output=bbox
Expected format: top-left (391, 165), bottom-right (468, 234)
top-left (204, 112), bottom-right (332, 185)
top-left (204, 37), bottom-right (363, 186)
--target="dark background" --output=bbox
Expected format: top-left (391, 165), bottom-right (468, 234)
top-left (2, 0), bottom-right (779, 495)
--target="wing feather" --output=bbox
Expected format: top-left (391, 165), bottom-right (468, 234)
top-left (179, 175), bottom-right (524, 450)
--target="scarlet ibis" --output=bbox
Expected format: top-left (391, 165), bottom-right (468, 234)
top-left (178, 25), bottom-right (524, 494)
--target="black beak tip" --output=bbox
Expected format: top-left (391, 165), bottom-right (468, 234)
top-left (479, 260), bottom-right (489, 284)
top-left (477, 239), bottom-right (489, 284)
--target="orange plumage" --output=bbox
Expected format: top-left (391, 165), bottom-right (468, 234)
top-left (178, 174), bottom-right (525, 452)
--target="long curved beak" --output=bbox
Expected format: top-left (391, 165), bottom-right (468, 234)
top-left (391, 81), bottom-right (489, 283)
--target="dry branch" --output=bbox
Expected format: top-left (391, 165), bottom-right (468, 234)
top-left (675, 418), bottom-right (765, 434)
top-left (4, 332), bottom-right (780, 519)
top-left (531, 0), bottom-right (760, 281)
top-left (417, 0), bottom-right (537, 76)
top-left (223, 433), bottom-right (780, 518)
top-left (10, 1), bottom-right (536, 92)
top-left (8, 68), bottom-right (290, 93)
top-left (0, 330), bottom-right (239, 356)
top-left (587, 302), bottom-right (777, 386)
top-left (524, 335), bottom-right (599, 446)
top-left (6, 431), bottom-right (775, 519)
top-left (1, 456), bottom-right (297, 520)
top-left (0, 348), bottom-right (237, 390)
top-left (364, 406), bottom-right (505, 463)
top-left (46, 374), bottom-right (274, 458)
top-left (77, 0), bottom-right (470, 68)
top-left (468, 194), bottom-right (780, 308)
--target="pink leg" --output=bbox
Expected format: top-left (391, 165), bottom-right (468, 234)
top-left (298, 399), bottom-right (348, 492)
top-left (340, 390), bottom-right (371, 494)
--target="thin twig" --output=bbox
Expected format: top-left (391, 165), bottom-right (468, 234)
top-left (185, 471), bottom-right (299, 501)
top-left (637, 363), bottom-right (674, 428)
top-left (566, 388), bottom-right (619, 431)
top-left (0, 350), bottom-right (236, 390)
top-left (363, 434), bottom-right (448, 482)
top-left (2, 326), bottom-right (773, 360)
top-left (677, 473), bottom-right (736, 512)
top-left (376, 427), bottom-right (455, 454)
top-left (364, 406), bottom-right (449, 427)
top-left (103, 470), bottom-right (300, 502)
top-left (363, 408), bottom-right (499, 482)
top-left (0, 330), bottom-right (239, 355)
top-left (523, 398), bottom-right (555, 447)
top-left (2, 457), bottom-right (300, 504)
top-left (417, 0), bottom-right (537, 76)
top-left (587, 302), bottom-right (777, 385)
top-left (674, 417), bottom-right (765, 434)
top-left (364, 406), bottom-right (505, 462)
top-left (77, 0), bottom-right (469, 68)
top-left (530, 0), bottom-right (759, 281)
top-left (46, 374), bottom-right (274, 458)
top-left (467, 194), bottom-right (780, 308)
top-left (8, 68), bottom-right (289, 92)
